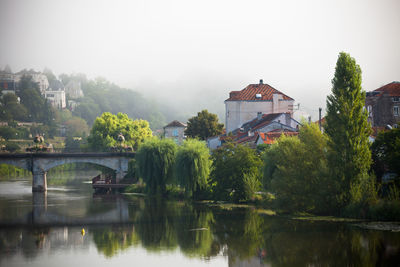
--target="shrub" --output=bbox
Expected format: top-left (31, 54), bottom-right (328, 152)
top-left (210, 142), bottom-right (262, 202)
top-left (263, 123), bottom-right (332, 213)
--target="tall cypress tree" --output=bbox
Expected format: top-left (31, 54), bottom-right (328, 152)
top-left (325, 52), bottom-right (371, 208)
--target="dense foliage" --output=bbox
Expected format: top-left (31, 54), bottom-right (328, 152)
top-left (325, 52), bottom-right (372, 209)
top-left (87, 112), bottom-right (152, 151)
top-left (0, 75), bottom-right (55, 124)
top-left (263, 123), bottom-right (331, 213)
top-left (185, 110), bottom-right (224, 140)
top-left (210, 141), bottom-right (262, 202)
top-left (135, 138), bottom-right (177, 195)
top-left (175, 139), bottom-right (211, 198)
top-left (59, 74), bottom-right (168, 129)
top-left (371, 127), bottom-right (400, 181)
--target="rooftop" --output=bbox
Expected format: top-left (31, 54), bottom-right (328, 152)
top-left (226, 80), bottom-right (294, 101)
top-left (257, 131), bottom-right (299, 144)
top-left (231, 113), bottom-right (287, 134)
top-left (164, 120), bottom-right (187, 128)
top-left (48, 80), bottom-right (64, 91)
top-left (373, 81), bottom-right (400, 97)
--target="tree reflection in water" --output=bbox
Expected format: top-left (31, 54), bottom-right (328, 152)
top-left (90, 198), bottom-right (400, 266)
top-left (1, 196), bottom-right (400, 266)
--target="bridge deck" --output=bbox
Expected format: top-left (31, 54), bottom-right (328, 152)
top-left (0, 152), bottom-right (135, 159)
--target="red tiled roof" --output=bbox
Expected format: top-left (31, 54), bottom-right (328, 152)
top-left (226, 83), bottom-right (294, 101)
top-left (258, 131), bottom-right (299, 145)
top-left (374, 82), bottom-right (400, 97)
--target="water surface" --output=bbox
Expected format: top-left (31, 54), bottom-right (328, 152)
top-left (0, 176), bottom-right (399, 267)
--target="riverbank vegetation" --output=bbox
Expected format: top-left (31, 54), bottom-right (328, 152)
top-left (1, 52), bottom-right (399, 221)
top-left (125, 52), bottom-right (400, 221)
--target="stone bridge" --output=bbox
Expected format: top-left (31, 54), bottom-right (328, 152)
top-left (0, 152), bottom-right (135, 192)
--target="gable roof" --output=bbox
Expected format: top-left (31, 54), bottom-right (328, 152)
top-left (374, 81), bottom-right (400, 97)
top-left (226, 82), bottom-right (294, 101)
top-left (164, 120), bottom-right (187, 128)
top-left (48, 80), bottom-right (64, 91)
top-left (231, 113), bottom-right (284, 134)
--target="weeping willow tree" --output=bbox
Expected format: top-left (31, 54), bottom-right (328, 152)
top-left (175, 139), bottom-right (211, 198)
top-left (135, 138), bottom-right (177, 195)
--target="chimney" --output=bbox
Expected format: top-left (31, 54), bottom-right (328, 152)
top-left (319, 107), bottom-right (322, 131)
top-left (259, 79), bottom-right (263, 85)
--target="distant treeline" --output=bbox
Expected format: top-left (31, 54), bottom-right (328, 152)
top-left (58, 73), bottom-right (177, 129)
top-left (1, 69), bottom-right (187, 136)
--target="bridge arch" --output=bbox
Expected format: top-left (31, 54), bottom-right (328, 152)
top-left (0, 153), bottom-right (135, 192)
top-left (42, 158), bottom-right (120, 173)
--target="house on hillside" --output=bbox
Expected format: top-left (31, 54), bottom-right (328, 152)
top-left (365, 81), bottom-right (400, 127)
top-left (15, 69), bottom-right (49, 94)
top-left (0, 70), bottom-right (17, 94)
top-left (65, 80), bottom-right (84, 99)
top-left (45, 80), bottom-right (66, 109)
top-left (225, 79), bottom-right (295, 133)
top-left (163, 120), bottom-right (187, 144)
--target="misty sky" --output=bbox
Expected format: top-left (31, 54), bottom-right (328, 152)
top-left (1, 0), bottom-right (399, 120)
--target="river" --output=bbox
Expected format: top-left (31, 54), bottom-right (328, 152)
top-left (0, 173), bottom-right (400, 267)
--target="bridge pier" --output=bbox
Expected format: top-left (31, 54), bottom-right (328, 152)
top-left (32, 169), bottom-right (47, 192)
top-left (32, 191), bottom-right (47, 223)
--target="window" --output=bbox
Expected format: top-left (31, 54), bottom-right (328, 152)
top-left (393, 97), bottom-right (400, 102)
top-left (394, 106), bottom-right (399, 116)
top-left (367, 105), bottom-right (372, 117)
top-left (172, 129), bottom-right (178, 137)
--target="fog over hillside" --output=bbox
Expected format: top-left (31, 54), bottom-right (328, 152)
top-left (1, 0), bottom-right (399, 123)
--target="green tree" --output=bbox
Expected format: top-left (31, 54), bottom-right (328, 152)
top-left (64, 116), bottom-right (89, 137)
top-left (0, 93), bottom-right (28, 121)
top-left (185, 110), bottom-right (224, 140)
top-left (263, 123), bottom-right (331, 213)
top-left (136, 138), bottom-right (177, 195)
top-left (88, 112), bottom-right (152, 151)
top-left (54, 109), bottom-right (73, 124)
top-left (325, 52), bottom-right (372, 208)
top-left (18, 75), bottom-right (55, 124)
top-left (210, 142), bottom-right (262, 202)
top-left (73, 99), bottom-right (101, 125)
top-left (0, 127), bottom-right (18, 140)
top-left (371, 127), bottom-right (400, 181)
top-left (175, 139), bottom-right (211, 198)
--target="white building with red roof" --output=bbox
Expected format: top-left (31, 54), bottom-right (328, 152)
top-left (225, 79), bottom-right (295, 133)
